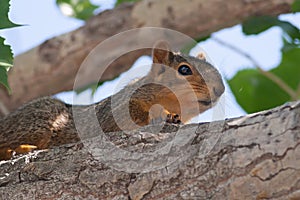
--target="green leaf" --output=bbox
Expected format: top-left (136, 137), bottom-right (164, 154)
top-left (279, 21), bottom-right (300, 41)
top-left (228, 69), bottom-right (289, 113)
top-left (282, 35), bottom-right (300, 53)
top-left (242, 16), bottom-right (278, 35)
top-left (228, 47), bottom-right (300, 113)
top-left (0, 67), bottom-right (10, 92)
top-left (0, 37), bottom-right (13, 68)
top-left (282, 41), bottom-right (299, 52)
top-left (0, 37), bottom-right (13, 92)
top-left (115, 0), bottom-right (140, 6)
top-left (56, 0), bottom-right (99, 20)
top-left (0, 0), bottom-right (19, 93)
top-left (292, 0), bottom-right (300, 12)
top-left (0, 0), bottom-right (21, 29)
top-left (271, 47), bottom-right (300, 90)
top-left (242, 16), bottom-right (300, 41)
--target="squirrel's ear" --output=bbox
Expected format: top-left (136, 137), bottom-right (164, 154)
top-left (196, 52), bottom-right (206, 61)
top-left (152, 41), bottom-right (172, 64)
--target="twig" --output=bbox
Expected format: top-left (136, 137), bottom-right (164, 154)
top-left (211, 36), bottom-right (298, 100)
top-left (0, 100), bottom-right (9, 116)
top-left (296, 82), bottom-right (300, 98)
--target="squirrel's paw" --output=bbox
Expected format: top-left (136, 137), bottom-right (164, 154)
top-left (149, 104), bottom-right (178, 124)
top-left (166, 113), bottom-right (182, 124)
top-left (149, 104), bottom-right (182, 125)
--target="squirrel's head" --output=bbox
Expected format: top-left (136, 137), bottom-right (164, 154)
top-left (148, 41), bottom-right (225, 122)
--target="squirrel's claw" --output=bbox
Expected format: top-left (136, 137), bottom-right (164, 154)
top-left (166, 113), bottom-right (182, 124)
top-left (149, 104), bottom-right (181, 125)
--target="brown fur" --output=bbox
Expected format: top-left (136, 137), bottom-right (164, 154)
top-left (0, 41), bottom-right (224, 160)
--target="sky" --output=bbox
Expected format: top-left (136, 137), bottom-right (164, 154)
top-left (1, 0), bottom-right (300, 123)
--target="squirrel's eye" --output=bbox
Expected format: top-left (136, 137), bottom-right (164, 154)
top-left (178, 65), bottom-right (192, 76)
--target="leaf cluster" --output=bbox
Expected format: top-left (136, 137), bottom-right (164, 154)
top-left (56, 0), bottom-right (99, 20)
top-left (228, 0), bottom-right (300, 113)
top-left (0, 0), bottom-right (21, 92)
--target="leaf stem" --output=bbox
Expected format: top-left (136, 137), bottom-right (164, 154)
top-left (0, 100), bottom-right (9, 116)
top-left (211, 36), bottom-right (298, 100)
top-left (296, 82), bottom-right (300, 98)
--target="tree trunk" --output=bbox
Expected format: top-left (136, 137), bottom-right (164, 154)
top-left (0, 101), bottom-right (299, 200)
top-left (0, 0), bottom-right (294, 114)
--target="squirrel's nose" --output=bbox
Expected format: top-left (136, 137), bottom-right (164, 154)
top-left (213, 84), bottom-right (225, 97)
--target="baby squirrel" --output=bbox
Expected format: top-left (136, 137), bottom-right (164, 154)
top-left (0, 41), bottom-right (224, 160)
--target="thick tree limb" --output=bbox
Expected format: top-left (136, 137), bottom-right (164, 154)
top-left (0, 0), bottom-right (293, 114)
top-left (0, 101), bottom-right (299, 199)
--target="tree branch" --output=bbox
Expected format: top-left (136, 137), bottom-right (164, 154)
top-left (0, 101), bottom-right (299, 199)
top-left (0, 100), bottom-right (9, 116)
top-left (0, 0), bottom-right (294, 114)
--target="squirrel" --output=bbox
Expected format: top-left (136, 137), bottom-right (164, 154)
top-left (0, 41), bottom-right (224, 161)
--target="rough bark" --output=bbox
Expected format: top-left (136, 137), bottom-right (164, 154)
top-left (0, 0), bottom-right (294, 114)
top-left (0, 101), bottom-right (299, 200)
